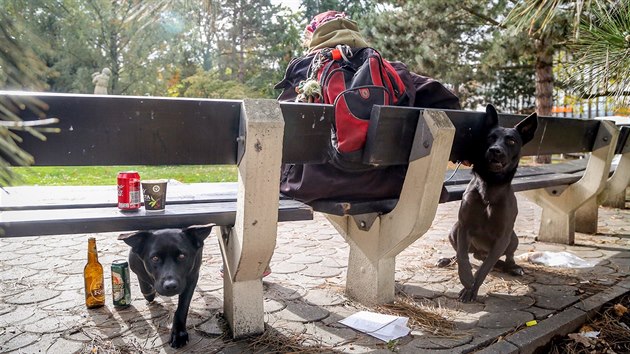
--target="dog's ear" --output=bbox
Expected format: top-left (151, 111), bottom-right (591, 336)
top-left (484, 104), bottom-right (499, 131)
top-left (515, 112), bottom-right (538, 145)
top-left (183, 223), bottom-right (216, 248)
top-left (118, 231), bottom-right (152, 253)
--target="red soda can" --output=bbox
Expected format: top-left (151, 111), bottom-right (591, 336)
top-left (117, 171), bottom-right (141, 211)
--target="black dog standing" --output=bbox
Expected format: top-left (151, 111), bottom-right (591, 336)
top-left (438, 105), bottom-right (537, 303)
top-left (119, 223), bottom-right (215, 348)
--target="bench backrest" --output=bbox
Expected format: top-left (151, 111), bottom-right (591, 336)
top-left (617, 126), bottom-right (630, 155)
top-left (3, 92), bottom-right (614, 169)
top-left (4, 92), bottom-right (336, 166)
top-left (8, 93), bottom-right (241, 165)
top-left (445, 110), bottom-right (605, 161)
top-left (351, 106), bottom-right (609, 166)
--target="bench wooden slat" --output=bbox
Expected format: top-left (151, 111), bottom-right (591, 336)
top-left (500, 113), bottom-right (602, 157)
top-left (4, 92), bottom-right (607, 169)
top-left (617, 126), bottom-right (630, 154)
top-left (315, 169), bottom-right (586, 215)
top-left (363, 106), bottom-right (421, 165)
top-left (280, 102), bottom-right (333, 164)
top-left (0, 183), bottom-right (241, 210)
top-left (6, 92), bottom-right (241, 166)
top-left (0, 199), bottom-right (312, 237)
top-left (443, 160), bottom-right (589, 186)
top-left (442, 109), bottom-right (601, 162)
top-left (361, 107), bottom-right (603, 165)
top-left (1, 183), bottom-right (300, 211)
top-left (441, 173), bottom-right (583, 203)
top-left (309, 198), bottom-right (399, 216)
top-left (512, 173), bottom-right (583, 192)
top-left (4, 93), bottom-right (342, 166)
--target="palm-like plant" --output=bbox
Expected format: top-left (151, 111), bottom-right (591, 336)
top-left (505, 0), bottom-right (591, 36)
top-left (506, 0), bottom-right (629, 106)
top-left (569, 1), bottom-right (630, 104)
top-left (0, 12), bottom-right (59, 187)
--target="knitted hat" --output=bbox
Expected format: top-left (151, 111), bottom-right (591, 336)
top-left (306, 13), bottom-right (368, 51)
top-left (305, 11), bottom-right (348, 34)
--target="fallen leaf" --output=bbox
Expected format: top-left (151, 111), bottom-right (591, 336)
top-left (568, 333), bottom-right (593, 347)
top-left (580, 324), bottom-right (595, 333)
top-left (613, 303), bottom-right (628, 317)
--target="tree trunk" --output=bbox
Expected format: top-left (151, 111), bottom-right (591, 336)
top-left (534, 37), bottom-right (554, 164)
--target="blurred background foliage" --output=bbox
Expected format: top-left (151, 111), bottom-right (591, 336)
top-left (1, 0), bottom-right (629, 183)
top-left (1, 0), bottom-right (628, 106)
top-left (2, 0), bottom-right (627, 106)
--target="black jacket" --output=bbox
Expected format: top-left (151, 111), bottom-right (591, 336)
top-left (276, 55), bottom-right (460, 206)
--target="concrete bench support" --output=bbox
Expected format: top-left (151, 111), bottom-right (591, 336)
top-left (576, 151), bottom-right (630, 233)
top-left (218, 99), bottom-right (284, 338)
top-left (325, 110), bottom-right (455, 305)
top-left (602, 188), bottom-right (627, 208)
top-left (523, 121), bottom-right (619, 244)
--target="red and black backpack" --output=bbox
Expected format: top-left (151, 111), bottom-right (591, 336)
top-left (277, 45), bottom-right (410, 171)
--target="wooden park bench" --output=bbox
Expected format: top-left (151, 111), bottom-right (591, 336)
top-left (0, 91), bottom-right (625, 339)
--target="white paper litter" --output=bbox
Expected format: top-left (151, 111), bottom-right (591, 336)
top-left (339, 311), bottom-right (410, 342)
top-left (515, 251), bottom-right (597, 268)
top-left (580, 331), bottom-right (600, 338)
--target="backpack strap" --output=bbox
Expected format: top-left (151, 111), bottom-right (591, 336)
top-left (295, 45), bottom-right (357, 103)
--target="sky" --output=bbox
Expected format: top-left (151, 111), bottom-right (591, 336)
top-left (273, 0), bottom-right (301, 12)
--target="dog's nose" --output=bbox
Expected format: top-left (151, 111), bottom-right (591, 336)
top-left (489, 147), bottom-right (504, 156)
top-left (163, 279), bottom-right (179, 292)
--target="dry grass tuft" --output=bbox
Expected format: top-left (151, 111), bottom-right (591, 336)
top-left (484, 277), bottom-right (528, 295)
top-left (79, 334), bottom-right (158, 354)
top-left (316, 282), bottom-right (461, 338)
top-left (376, 294), bottom-right (459, 338)
top-left (245, 325), bottom-right (338, 354)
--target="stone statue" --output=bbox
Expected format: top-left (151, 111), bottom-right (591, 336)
top-left (92, 68), bottom-right (111, 95)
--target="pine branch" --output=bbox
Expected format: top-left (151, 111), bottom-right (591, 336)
top-left (0, 118), bottom-right (59, 129)
top-left (497, 65), bottom-right (536, 71)
top-left (577, 91), bottom-right (630, 99)
top-left (459, 5), bottom-right (504, 28)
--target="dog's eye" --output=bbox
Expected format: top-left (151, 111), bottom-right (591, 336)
top-left (151, 256), bottom-right (160, 263)
top-left (178, 253), bottom-right (186, 260)
top-left (506, 138), bottom-right (516, 146)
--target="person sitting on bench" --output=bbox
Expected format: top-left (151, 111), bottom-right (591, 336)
top-left (275, 10), bottom-right (461, 205)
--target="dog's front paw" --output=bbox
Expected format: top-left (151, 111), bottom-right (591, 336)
top-left (458, 288), bottom-right (478, 303)
top-left (436, 257), bottom-right (456, 268)
top-left (142, 290), bottom-right (156, 302)
top-left (169, 329), bottom-right (189, 348)
top-left (504, 264), bottom-right (525, 276)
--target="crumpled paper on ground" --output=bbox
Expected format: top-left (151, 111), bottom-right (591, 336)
top-left (516, 251), bottom-right (597, 268)
top-left (339, 311), bottom-right (410, 342)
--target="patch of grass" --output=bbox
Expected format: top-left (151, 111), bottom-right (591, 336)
top-left (9, 165), bottom-right (238, 186)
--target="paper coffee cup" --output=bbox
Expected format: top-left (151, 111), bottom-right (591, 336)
top-left (142, 179), bottom-right (168, 212)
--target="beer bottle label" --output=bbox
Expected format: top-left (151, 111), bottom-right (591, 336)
top-left (90, 279), bottom-right (104, 298)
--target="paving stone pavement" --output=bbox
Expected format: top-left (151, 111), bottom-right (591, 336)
top-left (0, 195), bottom-right (628, 353)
